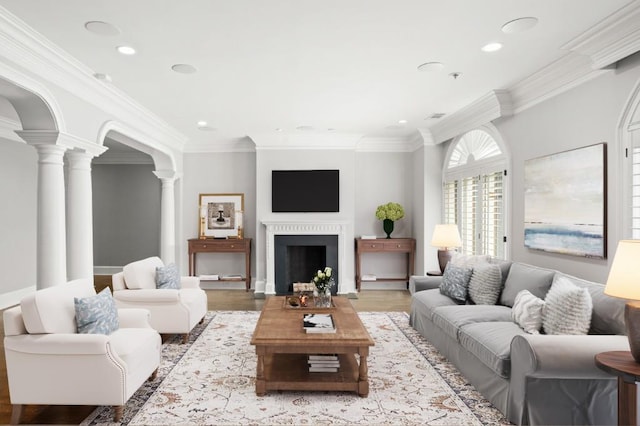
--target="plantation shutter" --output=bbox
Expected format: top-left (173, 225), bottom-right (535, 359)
top-left (443, 181), bottom-right (458, 225)
top-left (460, 176), bottom-right (478, 255)
top-left (633, 145), bottom-right (640, 238)
top-left (481, 171), bottom-right (504, 258)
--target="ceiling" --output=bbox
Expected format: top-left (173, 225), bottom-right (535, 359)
top-left (0, 0), bottom-right (633, 149)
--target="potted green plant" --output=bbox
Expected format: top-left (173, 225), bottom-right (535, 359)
top-left (375, 202), bottom-right (405, 238)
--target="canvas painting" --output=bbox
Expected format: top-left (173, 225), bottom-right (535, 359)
top-left (524, 143), bottom-right (606, 258)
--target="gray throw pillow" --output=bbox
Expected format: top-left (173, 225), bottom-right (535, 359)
top-left (156, 263), bottom-right (181, 289)
top-left (500, 263), bottom-right (555, 307)
top-left (74, 287), bottom-right (119, 335)
top-left (512, 290), bottom-right (545, 334)
top-left (542, 275), bottom-right (593, 335)
top-left (468, 263), bottom-right (503, 305)
top-left (439, 264), bottom-right (473, 303)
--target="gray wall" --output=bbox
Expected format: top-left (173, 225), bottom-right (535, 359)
top-left (180, 152), bottom-right (257, 278)
top-left (495, 52), bottom-right (640, 283)
top-left (0, 140), bottom-right (37, 295)
top-left (92, 164), bottom-right (161, 266)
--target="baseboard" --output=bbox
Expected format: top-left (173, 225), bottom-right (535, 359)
top-left (94, 266), bottom-right (123, 275)
top-left (0, 285), bottom-right (36, 310)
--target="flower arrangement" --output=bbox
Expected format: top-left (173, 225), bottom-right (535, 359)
top-left (375, 202), bottom-right (405, 221)
top-left (312, 266), bottom-right (334, 293)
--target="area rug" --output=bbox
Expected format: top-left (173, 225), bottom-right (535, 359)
top-left (82, 311), bottom-right (510, 425)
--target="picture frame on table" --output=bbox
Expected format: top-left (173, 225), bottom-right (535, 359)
top-left (198, 193), bottom-right (244, 239)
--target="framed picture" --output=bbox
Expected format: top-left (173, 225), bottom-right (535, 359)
top-left (524, 143), bottom-right (607, 258)
top-left (198, 193), bottom-right (244, 238)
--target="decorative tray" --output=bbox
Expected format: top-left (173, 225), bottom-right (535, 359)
top-left (283, 296), bottom-right (335, 310)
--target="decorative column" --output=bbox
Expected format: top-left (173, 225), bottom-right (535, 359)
top-left (153, 170), bottom-right (179, 264)
top-left (16, 131), bottom-right (67, 288)
top-left (65, 150), bottom-right (97, 281)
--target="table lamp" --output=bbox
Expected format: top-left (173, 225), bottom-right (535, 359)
top-left (431, 224), bottom-right (462, 273)
top-left (604, 240), bottom-right (640, 362)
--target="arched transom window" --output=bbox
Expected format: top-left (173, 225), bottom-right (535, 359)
top-left (443, 127), bottom-right (508, 259)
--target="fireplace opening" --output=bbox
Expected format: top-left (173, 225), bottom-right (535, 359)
top-left (274, 234), bottom-right (338, 295)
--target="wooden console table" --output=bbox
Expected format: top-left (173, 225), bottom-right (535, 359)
top-left (354, 238), bottom-right (415, 292)
top-left (188, 238), bottom-right (252, 291)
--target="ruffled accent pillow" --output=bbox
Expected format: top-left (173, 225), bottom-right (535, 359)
top-left (74, 287), bottom-right (119, 335)
top-left (439, 264), bottom-right (473, 303)
top-left (512, 290), bottom-right (545, 334)
top-left (542, 275), bottom-right (593, 335)
top-left (468, 263), bottom-right (503, 305)
top-left (156, 263), bottom-right (181, 289)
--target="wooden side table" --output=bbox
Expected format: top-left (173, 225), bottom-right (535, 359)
top-left (188, 238), bottom-right (252, 291)
top-left (354, 238), bottom-right (415, 292)
top-left (595, 351), bottom-right (640, 425)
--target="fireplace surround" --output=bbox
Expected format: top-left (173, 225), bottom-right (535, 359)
top-left (262, 220), bottom-right (348, 295)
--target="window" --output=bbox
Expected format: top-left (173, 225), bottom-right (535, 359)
top-left (443, 127), bottom-right (508, 258)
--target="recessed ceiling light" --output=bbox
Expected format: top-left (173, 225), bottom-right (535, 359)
top-left (197, 120), bottom-right (208, 127)
top-left (417, 62), bottom-right (444, 72)
top-left (93, 72), bottom-right (112, 83)
top-left (116, 45), bottom-right (136, 55)
top-left (398, 119), bottom-right (408, 124)
top-left (84, 21), bottom-right (120, 36)
top-left (481, 42), bottom-right (503, 53)
top-left (501, 17), bottom-right (538, 34)
top-left (275, 128), bottom-right (283, 132)
top-left (171, 64), bottom-right (197, 74)
top-left (296, 125), bottom-right (314, 131)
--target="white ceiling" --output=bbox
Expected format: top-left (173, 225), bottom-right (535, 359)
top-left (0, 0), bottom-right (633, 148)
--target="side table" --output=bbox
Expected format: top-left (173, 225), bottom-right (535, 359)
top-left (595, 351), bottom-right (640, 425)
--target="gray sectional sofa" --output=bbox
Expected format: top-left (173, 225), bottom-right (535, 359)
top-left (409, 261), bottom-right (629, 425)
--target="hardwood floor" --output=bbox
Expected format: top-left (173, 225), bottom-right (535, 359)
top-left (0, 281), bottom-right (411, 424)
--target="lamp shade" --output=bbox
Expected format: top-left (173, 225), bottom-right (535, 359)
top-left (605, 240), bottom-right (640, 300)
top-left (431, 224), bottom-right (462, 249)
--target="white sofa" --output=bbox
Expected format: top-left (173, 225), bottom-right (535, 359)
top-left (112, 257), bottom-right (207, 343)
top-left (3, 278), bottom-right (161, 424)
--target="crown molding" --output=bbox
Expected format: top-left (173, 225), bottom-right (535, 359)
top-left (562, 0), bottom-right (640, 69)
top-left (509, 52), bottom-right (613, 114)
top-left (251, 132), bottom-right (361, 150)
top-left (183, 136), bottom-right (256, 153)
top-left (428, 90), bottom-right (513, 144)
top-left (0, 6), bottom-right (188, 152)
top-left (92, 150), bottom-right (154, 165)
top-left (0, 115), bottom-right (21, 143)
top-left (355, 136), bottom-right (414, 152)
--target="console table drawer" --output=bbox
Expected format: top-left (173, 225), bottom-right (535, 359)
top-left (383, 241), bottom-right (412, 251)
top-left (189, 240), bottom-right (247, 252)
top-left (358, 241), bottom-right (384, 251)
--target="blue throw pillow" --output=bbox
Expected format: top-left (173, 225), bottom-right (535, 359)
top-left (439, 264), bottom-right (473, 303)
top-left (74, 287), bottom-right (119, 335)
top-left (156, 263), bottom-right (181, 289)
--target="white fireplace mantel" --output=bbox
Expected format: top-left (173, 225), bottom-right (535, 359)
top-left (262, 220), bottom-right (349, 295)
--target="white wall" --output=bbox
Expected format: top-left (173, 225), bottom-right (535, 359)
top-left (0, 139), bottom-right (37, 300)
top-left (495, 52), bottom-right (640, 283)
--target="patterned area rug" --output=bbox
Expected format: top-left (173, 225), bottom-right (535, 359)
top-left (82, 311), bottom-right (510, 425)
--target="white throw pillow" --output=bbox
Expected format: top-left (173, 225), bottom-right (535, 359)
top-left (468, 263), bottom-right (503, 305)
top-left (542, 275), bottom-right (593, 335)
top-left (512, 290), bottom-right (545, 334)
top-left (123, 256), bottom-right (165, 289)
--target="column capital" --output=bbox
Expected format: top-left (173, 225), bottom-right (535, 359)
top-left (153, 169), bottom-right (181, 183)
top-left (58, 132), bottom-right (107, 157)
top-left (15, 130), bottom-right (60, 146)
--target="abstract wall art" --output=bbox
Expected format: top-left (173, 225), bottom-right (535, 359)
top-left (524, 143), bottom-right (607, 258)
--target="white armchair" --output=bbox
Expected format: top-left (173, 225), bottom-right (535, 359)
top-left (3, 278), bottom-right (161, 424)
top-left (112, 257), bottom-right (207, 343)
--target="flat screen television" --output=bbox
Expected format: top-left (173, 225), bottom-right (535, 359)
top-left (272, 170), bottom-right (339, 212)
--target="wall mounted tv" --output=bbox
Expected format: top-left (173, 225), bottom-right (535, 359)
top-left (272, 170), bottom-right (339, 212)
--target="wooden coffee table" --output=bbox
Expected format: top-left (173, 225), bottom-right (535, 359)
top-left (250, 296), bottom-right (375, 397)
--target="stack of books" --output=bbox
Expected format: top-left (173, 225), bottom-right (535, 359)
top-left (303, 313), bottom-right (336, 333)
top-left (307, 354), bottom-right (340, 372)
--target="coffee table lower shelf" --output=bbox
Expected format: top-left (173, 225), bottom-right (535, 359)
top-left (256, 353), bottom-right (368, 396)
